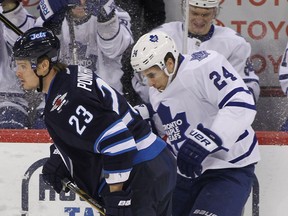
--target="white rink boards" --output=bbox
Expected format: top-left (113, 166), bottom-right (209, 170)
top-left (0, 130), bottom-right (288, 216)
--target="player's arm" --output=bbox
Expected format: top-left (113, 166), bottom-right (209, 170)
top-left (207, 54), bottom-right (256, 149)
top-left (96, 0), bottom-right (134, 58)
top-left (186, 51), bottom-right (256, 149)
top-left (279, 42), bottom-right (288, 95)
top-left (1, 0), bottom-right (35, 46)
top-left (42, 144), bottom-right (73, 193)
top-left (228, 38), bottom-right (260, 102)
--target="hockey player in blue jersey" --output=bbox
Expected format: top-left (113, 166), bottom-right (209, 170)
top-left (131, 31), bottom-right (260, 216)
top-left (12, 26), bottom-right (177, 216)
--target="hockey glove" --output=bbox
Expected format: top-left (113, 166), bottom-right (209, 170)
top-left (103, 190), bottom-right (133, 216)
top-left (177, 124), bottom-right (223, 178)
top-left (133, 103), bottom-right (155, 120)
top-left (39, 0), bottom-right (79, 21)
top-left (96, 0), bottom-right (116, 22)
top-left (42, 145), bottom-right (73, 193)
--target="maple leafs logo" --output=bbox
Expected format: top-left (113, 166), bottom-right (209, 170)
top-left (157, 103), bottom-right (190, 146)
top-left (190, 51), bottom-right (210, 61)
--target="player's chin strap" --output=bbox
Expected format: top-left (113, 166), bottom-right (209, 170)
top-left (33, 63), bottom-right (54, 92)
top-left (162, 54), bottom-right (183, 91)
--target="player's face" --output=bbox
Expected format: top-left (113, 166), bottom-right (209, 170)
top-left (142, 66), bottom-right (169, 91)
top-left (188, 6), bottom-right (216, 35)
top-left (71, 0), bottom-right (87, 18)
top-left (15, 60), bottom-right (39, 90)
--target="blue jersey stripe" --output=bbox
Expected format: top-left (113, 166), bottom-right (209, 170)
top-left (218, 87), bottom-right (251, 109)
top-left (229, 134), bottom-right (258, 163)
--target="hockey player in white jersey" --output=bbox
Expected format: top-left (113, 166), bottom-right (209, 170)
top-left (131, 31), bottom-right (260, 216)
top-left (38, 0), bottom-right (133, 95)
top-left (132, 0), bottom-right (260, 103)
top-left (0, 0), bottom-right (36, 128)
top-left (278, 42), bottom-right (288, 130)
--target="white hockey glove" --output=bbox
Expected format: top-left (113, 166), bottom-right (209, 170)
top-left (97, 0), bottom-right (116, 22)
top-left (133, 103), bottom-right (155, 120)
top-left (177, 124), bottom-right (224, 178)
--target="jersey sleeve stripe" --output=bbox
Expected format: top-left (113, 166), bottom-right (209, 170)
top-left (94, 119), bottom-right (128, 152)
top-left (103, 169), bottom-right (132, 184)
top-left (225, 101), bottom-right (256, 111)
top-left (122, 110), bottom-right (133, 126)
top-left (236, 130), bottom-right (249, 142)
top-left (279, 74), bottom-right (288, 80)
top-left (229, 134), bottom-right (258, 163)
top-left (101, 137), bottom-right (137, 155)
top-left (218, 87), bottom-right (252, 109)
top-left (135, 131), bottom-right (158, 150)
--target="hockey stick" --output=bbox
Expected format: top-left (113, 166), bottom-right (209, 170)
top-left (182, 0), bottom-right (189, 54)
top-left (0, 13), bottom-right (23, 35)
top-left (66, 10), bottom-right (78, 65)
top-left (62, 178), bottom-right (106, 216)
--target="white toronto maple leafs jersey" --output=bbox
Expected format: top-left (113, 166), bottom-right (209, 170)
top-left (0, 5), bottom-right (35, 94)
top-left (279, 42), bottom-right (288, 95)
top-left (157, 22), bottom-right (259, 84)
top-left (149, 50), bottom-right (260, 175)
top-left (132, 22), bottom-right (260, 102)
top-left (54, 9), bottom-right (133, 94)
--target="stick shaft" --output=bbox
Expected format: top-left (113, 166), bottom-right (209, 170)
top-left (62, 179), bottom-right (106, 215)
top-left (0, 13), bottom-right (23, 35)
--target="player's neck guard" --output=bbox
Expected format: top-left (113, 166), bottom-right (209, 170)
top-left (188, 24), bottom-right (215, 42)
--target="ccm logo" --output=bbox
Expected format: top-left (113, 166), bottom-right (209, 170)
top-left (118, 200), bottom-right (131, 206)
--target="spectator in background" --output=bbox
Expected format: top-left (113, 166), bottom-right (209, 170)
top-left (0, 0), bottom-right (41, 128)
top-left (132, 0), bottom-right (260, 104)
top-left (278, 42), bottom-right (288, 130)
top-left (38, 0), bottom-right (133, 95)
top-left (115, 0), bottom-right (166, 105)
top-left (1, 0), bottom-right (133, 127)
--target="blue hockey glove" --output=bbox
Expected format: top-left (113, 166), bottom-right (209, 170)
top-left (177, 124), bottom-right (223, 178)
top-left (103, 189), bottom-right (133, 216)
top-left (42, 145), bottom-right (73, 193)
top-left (39, 0), bottom-right (79, 21)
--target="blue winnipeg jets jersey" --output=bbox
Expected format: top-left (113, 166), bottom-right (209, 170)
top-left (44, 65), bottom-right (166, 196)
top-left (149, 50), bottom-right (260, 175)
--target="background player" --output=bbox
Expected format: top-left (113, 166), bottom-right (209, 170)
top-left (131, 31), bottom-right (260, 216)
top-left (0, 0), bottom-right (41, 128)
top-left (38, 0), bottom-right (133, 95)
top-left (278, 42), bottom-right (288, 130)
top-left (13, 26), bottom-right (176, 216)
top-left (132, 0), bottom-right (260, 104)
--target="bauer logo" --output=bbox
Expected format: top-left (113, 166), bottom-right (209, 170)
top-left (21, 157), bottom-right (98, 215)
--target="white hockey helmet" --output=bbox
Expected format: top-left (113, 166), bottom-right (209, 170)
top-left (189, 0), bottom-right (219, 8)
top-left (130, 31), bottom-right (179, 77)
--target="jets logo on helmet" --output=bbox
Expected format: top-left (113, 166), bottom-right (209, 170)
top-left (189, 0), bottom-right (219, 8)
